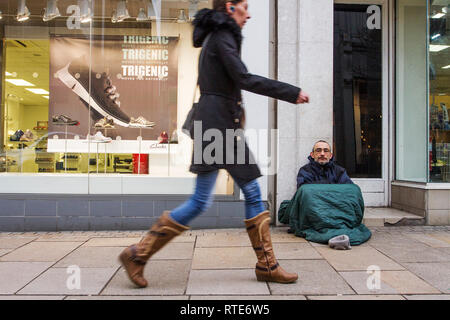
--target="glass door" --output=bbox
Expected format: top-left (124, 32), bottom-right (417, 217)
top-left (333, 0), bottom-right (389, 206)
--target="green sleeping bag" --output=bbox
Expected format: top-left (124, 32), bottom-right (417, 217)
top-left (278, 184), bottom-right (372, 245)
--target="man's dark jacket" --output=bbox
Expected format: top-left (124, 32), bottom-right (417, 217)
top-left (190, 9), bottom-right (301, 185)
top-left (296, 156), bottom-right (353, 189)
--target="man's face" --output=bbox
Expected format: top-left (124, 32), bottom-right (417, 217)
top-left (310, 142), bottom-right (332, 165)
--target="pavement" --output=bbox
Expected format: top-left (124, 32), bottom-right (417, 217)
top-left (0, 225), bottom-right (449, 300)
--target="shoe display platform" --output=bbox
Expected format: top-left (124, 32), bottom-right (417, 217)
top-left (47, 138), bottom-right (178, 155)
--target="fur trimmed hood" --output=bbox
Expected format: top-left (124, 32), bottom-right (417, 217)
top-left (192, 8), bottom-right (243, 49)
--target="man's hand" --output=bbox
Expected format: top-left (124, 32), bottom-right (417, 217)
top-left (296, 90), bottom-right (310, 104)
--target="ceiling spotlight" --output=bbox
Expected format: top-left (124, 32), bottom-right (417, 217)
top-left (16, 0), bottom-right (31, 22)
top-left (116, 1), bottom-right (130, 22)
top-left (79, 0), bottom-right (92, 23)
top-left (136, 8), bottom-right (150, 22)
top-left (177, 9), bottom-right (187, 23)
top-left (43, 0), bottom-right (61, 22)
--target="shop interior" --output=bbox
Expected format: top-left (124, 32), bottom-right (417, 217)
top-left (0, 0), bottom-right (234, 195)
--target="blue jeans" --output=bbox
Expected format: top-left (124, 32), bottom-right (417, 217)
top-left (170, 170), bottom-right (265, 226)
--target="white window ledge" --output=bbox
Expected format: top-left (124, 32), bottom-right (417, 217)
top-left (392, 180), bottom-right (450, 190)
top-left (0, 174), bottom-right (196, 194)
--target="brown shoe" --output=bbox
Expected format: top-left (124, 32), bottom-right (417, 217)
top-left (244, 211), bottom-right (298, 283)
top-left (119, 211), bottom-right (189, 288)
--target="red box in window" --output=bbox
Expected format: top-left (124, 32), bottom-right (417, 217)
top-left (132, 154), bottom-right (149, 174)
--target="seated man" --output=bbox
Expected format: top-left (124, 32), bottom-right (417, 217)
top-left (297, 140), bottom-right (353, 189)
top-left (278, 140), bottom-right (371, 247)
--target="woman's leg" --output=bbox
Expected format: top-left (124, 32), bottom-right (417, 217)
top-left (239, 179), bottom-right (298, 283)
top-left (170, 170), bottom-right (219, 226)
top-left (119, 170), bottom-right (218, 288)
top-left (238, 179), bottom-right (266, 219)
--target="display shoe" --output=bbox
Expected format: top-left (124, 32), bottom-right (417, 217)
top-left (10, 130), bottom-right (24, 141)
top-left (170, 130), bottom-right (178, 143)
top-left (245, 211), bottom-right (298, 283)
top-left (158, 131), bottom-right (169, 144)
top-left (119, 211), bottom-right (189, 288)
top-left (94, 117), bottom-right (115, 129)
top-left (55, 55), bottom-right (132, 127)
top-left (85, 131), bottom-right (112, 143)
top-left (20, 130), bottom-right (34, 142)
top-left (129, 116), bottom-right (155, 128)
top-left (52, 115), bottom-right (79, 126)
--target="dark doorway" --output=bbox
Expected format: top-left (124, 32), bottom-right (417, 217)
top-left (333, 4), bottom-right (382, 178)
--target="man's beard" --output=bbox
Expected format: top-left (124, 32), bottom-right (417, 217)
top-left (317, 159), bottom-right (330, 165)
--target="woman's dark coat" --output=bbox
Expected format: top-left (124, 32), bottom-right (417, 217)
top-left (189, 9), bottom-right (301, 186)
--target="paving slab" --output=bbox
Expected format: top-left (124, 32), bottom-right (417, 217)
top-left (0, 242), bottom-right (83, 262)
top-left (0, 237), bottom-right (36, 249)
top-left (315, 246), bottom-right (405, 271)
top-left (268, 260), bottom-right (355, 295)
top-left (307, 295), bottom-right (405, 300)
top-left (271, 233), bottom-right (308, 243)
top-left (0, 295), bottom-right (65, 300)
top-left (404, 295), bottom-right (450, 300)
top-left (152, 242), bottom-right (195, 260)
top-left (17, 267), bottom-right (118, 295)
top-left (339, 271), bottom-right (441, 295)
top-left (35, 235), bottom-right (92, 242)
top-left (186, 269), bottom-right (270, 295)
top-left (191, 247), bottom-right (256, 270)
top-left (82, 237), bottom-right (142, 247)
top-left (369, 238), bottom-right (450, 263)
top-left (403, 262), bottom-right (450, 294)
top-left (402, 233), bottom-right (450, 248)
top-left (195, 235), bottom-right (251, 248)
top-left (54, 246), bottom-right (124, 268)
top-left (0, 262), bottom-right (53, 294)
top-left (65, 295), bottom-right (189, 300)
top-left (0, 249), bottom-right (12, 257)
top-left (102, 260), bottom-right (191, 296)
top-left (190, 295), bottom-right (307, 300)
top-left (82, 236), bottom-right (195, 247)
top-left (428, 233), bottom-right (450, 244)
top-left (437, 247), bottom-right (450, 256)
top-left (273, 243), bottom-right (323, 260)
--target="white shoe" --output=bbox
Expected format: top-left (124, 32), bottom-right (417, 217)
top-left (129, 116), bottom-right (155, 128)
top-left (85, 131), bottom-right (112, 143)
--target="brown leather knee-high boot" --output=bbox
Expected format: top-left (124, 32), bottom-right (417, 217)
top-left (244, 211), bottom-right (298, 283)
top-left (119, 211), bottom-right (189, 288)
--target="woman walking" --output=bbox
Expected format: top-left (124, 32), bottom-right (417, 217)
top-left (119, 0), bottom-right (310, 288)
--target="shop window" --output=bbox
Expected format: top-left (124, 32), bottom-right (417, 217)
top-left (395, 0), bottom-right (428, 182)
top-left (0, 0), bottom-right (234, 195)
top-left (429, 0), bottom-right (450, 182)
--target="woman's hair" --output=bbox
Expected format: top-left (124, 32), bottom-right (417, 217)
top-left (213, 0), bottom-right (243, 12)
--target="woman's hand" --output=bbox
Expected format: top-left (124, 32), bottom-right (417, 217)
top-left (296, 90), bottom-right (310, 104)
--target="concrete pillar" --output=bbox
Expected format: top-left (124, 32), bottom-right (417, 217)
top-left (276, 0), bottom-right (334, 224)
